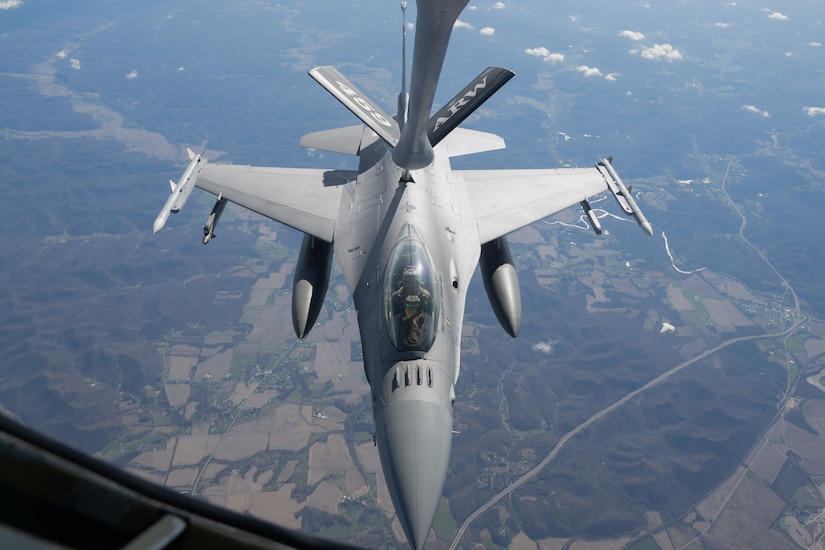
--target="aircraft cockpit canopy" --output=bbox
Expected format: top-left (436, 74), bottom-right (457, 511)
top-left (385, 225), bottom-right (440, 353)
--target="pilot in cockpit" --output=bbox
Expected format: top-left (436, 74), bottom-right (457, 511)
top-left (392, 266), bottom-right (432, 346)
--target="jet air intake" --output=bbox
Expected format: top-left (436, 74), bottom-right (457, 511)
top-left (292, 234), bottom-right (333, 339)
top-left (480, 236), bottom-right (522, 338)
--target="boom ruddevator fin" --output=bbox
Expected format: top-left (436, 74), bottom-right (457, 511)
top-left (309, 66), bottom-right (401, 148)
top-left (427, 66), bottom-right (514, 147)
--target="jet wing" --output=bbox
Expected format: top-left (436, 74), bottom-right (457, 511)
top-left (459, 167), bottom-right (609, 244)
top-left (194, 164), bottom-right (354, 243)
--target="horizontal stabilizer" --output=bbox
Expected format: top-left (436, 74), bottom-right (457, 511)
top-left (309, 66), bottom-right (400, 147)
top-left (427, 66), bottom-right (514, 147)
top-left (299, 125), bottom-right (379, 156)
top-left (437, 128), bottom-right (505, 158)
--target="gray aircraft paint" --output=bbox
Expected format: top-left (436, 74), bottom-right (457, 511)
top-left (154, 0), bottom-right (651, 547)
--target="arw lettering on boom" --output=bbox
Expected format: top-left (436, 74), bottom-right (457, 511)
top-left (335, 80), bottom-right (393, 127)
top-left (432, 76), bottom-right (488, 131)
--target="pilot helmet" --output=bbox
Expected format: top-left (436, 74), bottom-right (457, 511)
top-left (402, 265), bottom-right (419, 290)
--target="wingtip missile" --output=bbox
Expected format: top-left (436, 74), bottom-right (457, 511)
top-left (153, 151), bottom-right (206, 233)
top-left (153, 206), bottom-right (171, 233)
top-left (153, 186), bottom-right (179, 233)
top-left (170, 152), bottom-right (205, 212)
top-left (597, 157), bottom-right (653, 237)
top-left (640, 219), bottom-right (653, 237)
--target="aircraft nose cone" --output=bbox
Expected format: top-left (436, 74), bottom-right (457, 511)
top-left (376, 399), bottom-right (453, 550)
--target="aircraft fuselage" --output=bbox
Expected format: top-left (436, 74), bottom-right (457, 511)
top-left (334, 136), bottom-right (479, 545)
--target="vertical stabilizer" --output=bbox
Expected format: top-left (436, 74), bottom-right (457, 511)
top-left (392, 0), bottom-right (470, 170)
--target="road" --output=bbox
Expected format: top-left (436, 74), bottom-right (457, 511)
top-left (449, 315), bottom-right (804, 549)
top-left (191, 339), bottom-right (300, 496)
top-left (451, 148), bottom-right (810, 549)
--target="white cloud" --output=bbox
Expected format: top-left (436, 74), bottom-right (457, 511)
top-left (69, 58), bottom-right (81, 70)
top-left (532, 341), bottom-right (555, 354)
top-left (56, 50), bottom-right (67, 59)
top-left (620, 30), bottom-right (645, 41)
top-left (742, 104), bottom-right (769, 117)
top-left (454, 19), bottom-right (474, 29)
top-left (766, 11), bottom-right (788, 20)
top-left (126, 70), bottom-right (139, 79)
top-left (633, 43), bottom-right (683, 61)
top-left (807, 42), bottom-right (821, 47)
top-left (804, 106), bottom-right (825, 116)
top-left (480, 27), bottom-right (495, 36)
top-left (715, 22), bottom-right (730, 28)
top-left (573, 65), bottom-right (619, 81)
top-left (577, 65), bottom-right (602, 77)
top-left (492, 2), bottom-right (505, 9)
top-left (0, 0), bottom-right (22, 9)
top-left (525, 47), bottom-right (564, 63)
top-left (525, 46), bottom-right (550, 57)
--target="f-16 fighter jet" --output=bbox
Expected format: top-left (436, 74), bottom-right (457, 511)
top-left (154, 1), bottom-right (651, 547)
